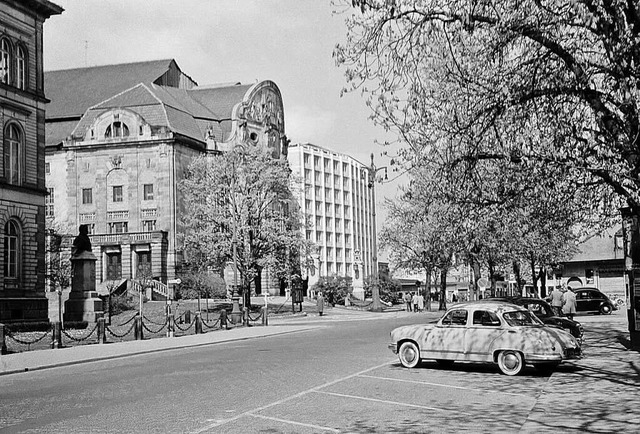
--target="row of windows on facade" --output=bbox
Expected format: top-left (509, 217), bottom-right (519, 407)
top-left (44, 220), bottom-right (158, 235)
top-left (303, 170), bottom-right (370, 190)
top-left (302, 153), bottom-right (368, 179)
top-left (0, 36), bottom-right (29, 91)
top-left (45, 184), bottom-right (154, 209)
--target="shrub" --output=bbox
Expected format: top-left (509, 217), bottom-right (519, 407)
top-left (109, 293), bottom-right (136, 316)
top-left (312, 276), bottom-right (352, 306)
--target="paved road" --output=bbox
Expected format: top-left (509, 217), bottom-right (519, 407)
top-left (0, 308), bottom-right (637, 433)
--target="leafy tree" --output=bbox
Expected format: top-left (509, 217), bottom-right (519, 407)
top-left (336, 0), bottom-right (637, 236)
top-left (312, 275), bottom-right (353, 306)
top-left (45, 228), bottom-right (72, 292)
top-left (180, 145), bottom-right (305, 308)
top-left (177, 267), bottom-right (227, 300)
top-left (364, 275), bottom-right (402, 304)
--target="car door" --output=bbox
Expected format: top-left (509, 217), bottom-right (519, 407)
top-left (464, 309), bottom-right (504, 362)
top-left (576, 290), bottom-right (590, 312)
top-left (424, 308), bottom-right (468, 360)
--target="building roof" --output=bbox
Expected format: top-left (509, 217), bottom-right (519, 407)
top-left (567, 226), bottom-right (624, 263)
top-left (45, 59), bottom-right (188, 120)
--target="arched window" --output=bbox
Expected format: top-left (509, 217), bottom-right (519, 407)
top-left (105, 121), bottom-right (129, 138)
top-left (3, 220), bottom-right (20, 278)
top-left (0, 38), bottom-right (11, 85)
top-left (4, 123), bottom-right (23, 184)
top-left (16, 45), bottom-right (26, 90)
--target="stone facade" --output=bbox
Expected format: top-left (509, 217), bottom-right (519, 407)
top-left (45, 61), bottom-right (287, 297)
top-left (0, 0), bottom-right (62, 323)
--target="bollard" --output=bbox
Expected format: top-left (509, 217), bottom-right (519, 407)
top-left (167, 313), bottom-right (175, 338)
top-left (184, 309), bottom-right (191, 325)
top-left (220, 309), bottom-right (228, 329)
top-left (0, 323), bottom-right (6, 355)
top-left (134, 315), bottom-right (144, 340)
top-left (97, 318), bottom-right (106, 344)
top-left (195, 311), bottom-right (203, 334)
top-left (51, 321), bottom-right (63, 349)
top-left (262, 306), bottom-right (268, 326)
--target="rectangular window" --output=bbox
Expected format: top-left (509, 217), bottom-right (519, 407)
top-left (142, 220), bottom-right (156, 232)
top-left (108, 222), bottom-right (128, 234)
top-left (112, 186), bottom-right (123, 202)
top-left (143, 184), bottom-right (154, 200)
top-left (82, 188), bottom-right (93, 205)
top-left (45, 188), bottom-right (54, 217)
top-left (45, 162), bottom-right (50, 174)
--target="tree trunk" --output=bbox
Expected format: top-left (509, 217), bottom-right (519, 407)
top-left (439, 268), bottom-right (447, 311)
top-left (539, 267), bottom-right (547, 298)
top-left (513, 260), bottom-right (522, 296)
top-left (530, 253), bottom-right (538, 297)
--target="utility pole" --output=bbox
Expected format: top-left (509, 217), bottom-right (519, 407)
top-left (366, 153), bottom-right (387, 312)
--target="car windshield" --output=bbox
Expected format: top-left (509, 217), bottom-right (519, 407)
top-left (502, 310), bottom-right (543, 327)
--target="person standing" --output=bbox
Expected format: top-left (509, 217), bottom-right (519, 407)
top-left (548, 285), bottom-right (565, 315)
top-left (412, 292), bottom-right (419, 313)
top-left (417, 293), bottom-right (425, 312)
top-left (317, 291), bottom-right (325, 316)
top-left (563, 288), bottom-right (577, 320)
top-left (404, 292), bottom-right (412, 312)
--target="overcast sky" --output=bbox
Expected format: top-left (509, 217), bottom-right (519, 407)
top-left (43, 0), bottom-right (404, 242)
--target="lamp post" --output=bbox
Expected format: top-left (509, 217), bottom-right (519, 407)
top-left (365, 153), bottom-right (387, 312)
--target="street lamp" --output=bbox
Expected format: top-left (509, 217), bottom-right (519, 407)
top-left (365, 153), bottom-right (387, 312)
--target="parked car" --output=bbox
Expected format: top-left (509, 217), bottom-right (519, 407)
top-left (571, 287), bottom-right (618, 315)
top-left (388, 301), bottom-right (582, 376)
top-left (488, 297), bottom-right (583, 341)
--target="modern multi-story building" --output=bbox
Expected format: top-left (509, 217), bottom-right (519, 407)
top-left (287, 143), bottom-right (377, 288)
top-left (0, 0), bottom-right (62, 323)
top-left (45, 59), bottom-right (286, 297)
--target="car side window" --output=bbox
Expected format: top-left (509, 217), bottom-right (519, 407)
top-left (591, 291), bottom-right (603, 300)
top-left (442, 309), bottom-right (468, 326)
top-left (577, 291), bottom-right (588, 300)
top-left (473, 310), bottom-right (501, 326)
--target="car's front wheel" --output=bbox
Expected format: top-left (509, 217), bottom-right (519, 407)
top-left (497, 350), bottom-right (524, 376)
top-left (398, 341), bottom-right (421, 368)
top-left (600, 304), bottom-right (612, 315)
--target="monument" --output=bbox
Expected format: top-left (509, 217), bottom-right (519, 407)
top-left (64, 225), bottom-right (103, 322)
top-left (352, 249), bottom-right (365, 300)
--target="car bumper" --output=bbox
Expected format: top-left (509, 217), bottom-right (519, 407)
top-left (526, 347), bottom-right (581, 363)
top-left (388, 343), bottom-right (397, 354)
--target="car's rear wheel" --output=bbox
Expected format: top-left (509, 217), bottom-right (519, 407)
top-left (398, 341), bottom-right (421, 368)
top-left (600, 304), bottom-right (612, 315)
top-left (497, 350), bottom-right (524, 376)
top-left (436, 359), bottom-right (454, 368)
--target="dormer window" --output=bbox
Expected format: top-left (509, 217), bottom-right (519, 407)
top-left (105, 121), bottom-right (129, 138)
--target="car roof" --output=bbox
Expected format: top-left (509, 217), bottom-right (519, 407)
top-left (450, 301), bottom-right (528, 313)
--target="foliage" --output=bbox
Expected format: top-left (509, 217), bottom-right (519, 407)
top-left (180, 145), bottom-right (306, 306)
top-left (109, 293), bottom-right (136, 316)
top-left (312, 275), bottom-right (353, 305)
top-left (176, 269), bottom-right (228, 300)
top-left (336, 0), bottom-right (639, 234)
top-left (45, 228), bottom-right (72, 291)
top-left (364, 276), bottom-right (402, 303)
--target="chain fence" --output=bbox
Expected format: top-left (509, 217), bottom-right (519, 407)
top-left (61, 323), bottom-right (99, 343)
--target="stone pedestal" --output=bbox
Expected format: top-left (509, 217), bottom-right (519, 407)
top-left (64, 251), bottom-right (103, 323)
top-left (352, 260), bottom-right (365, 301)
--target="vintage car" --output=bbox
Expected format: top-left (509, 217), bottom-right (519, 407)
top-left (388, 301), bottom-right (582, 376)
top-left (487, 297), bottom-right (583, 341)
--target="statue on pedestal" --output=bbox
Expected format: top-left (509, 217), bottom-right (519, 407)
top-left (71, 224), bottom-right (92, 257)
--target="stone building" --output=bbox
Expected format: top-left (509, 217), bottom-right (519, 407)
top-left (287, 143), bottom-right (377, 290)
top-left (45, 59), bottom-right (286, 298)
top-left (0, 0), bottom-right (62, 323)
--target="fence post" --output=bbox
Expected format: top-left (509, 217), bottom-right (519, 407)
top-left (195, 311), bottom-right (202, 334)
top-left (51, 322), bottom-right (63, 349)
top-left (0, 324), bottom-right (7, 355)
top-left (167, 313), bottom-right (175, 338)
top-left (97, 318), bottom-right (106, 344)
top-left (220, 309), bottom-right (228, 329)
top-left (134, 315), bottom-right (143, 340)
top-left (262, 306), bottom-right (268, 326)
top-left (184, 309), bottom-right (191, 325)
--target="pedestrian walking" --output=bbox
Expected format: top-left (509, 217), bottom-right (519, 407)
top-left (417, 293), bottom-right (425, 312)
top-left (411, 292), bottom-right (419, 313)
top-left (404, 292), bottom-right (412, 312)
top-left (548, 285), bottom-right (565, 315)
top-left (563, 288), bottom-right (577, 320)
top-left (317, 291), bottom-right (324, 316)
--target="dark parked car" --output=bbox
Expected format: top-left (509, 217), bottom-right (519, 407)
top-left (572, 287), bottom-right (618, 315)
top-left (488, 297), bottom-right (583, 341)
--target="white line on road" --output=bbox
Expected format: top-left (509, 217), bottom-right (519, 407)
top-left (358, 374), bottom-right (530, 397)
top-left (312, 390), bottom-right (473, 415)
top-left (247, 413), bottom-right (340, 433)
top-left (191, 359), bottom-right (395, 433)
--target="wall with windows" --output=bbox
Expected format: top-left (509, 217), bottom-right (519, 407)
top-left (0, 0), bottom-right (62, 323)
